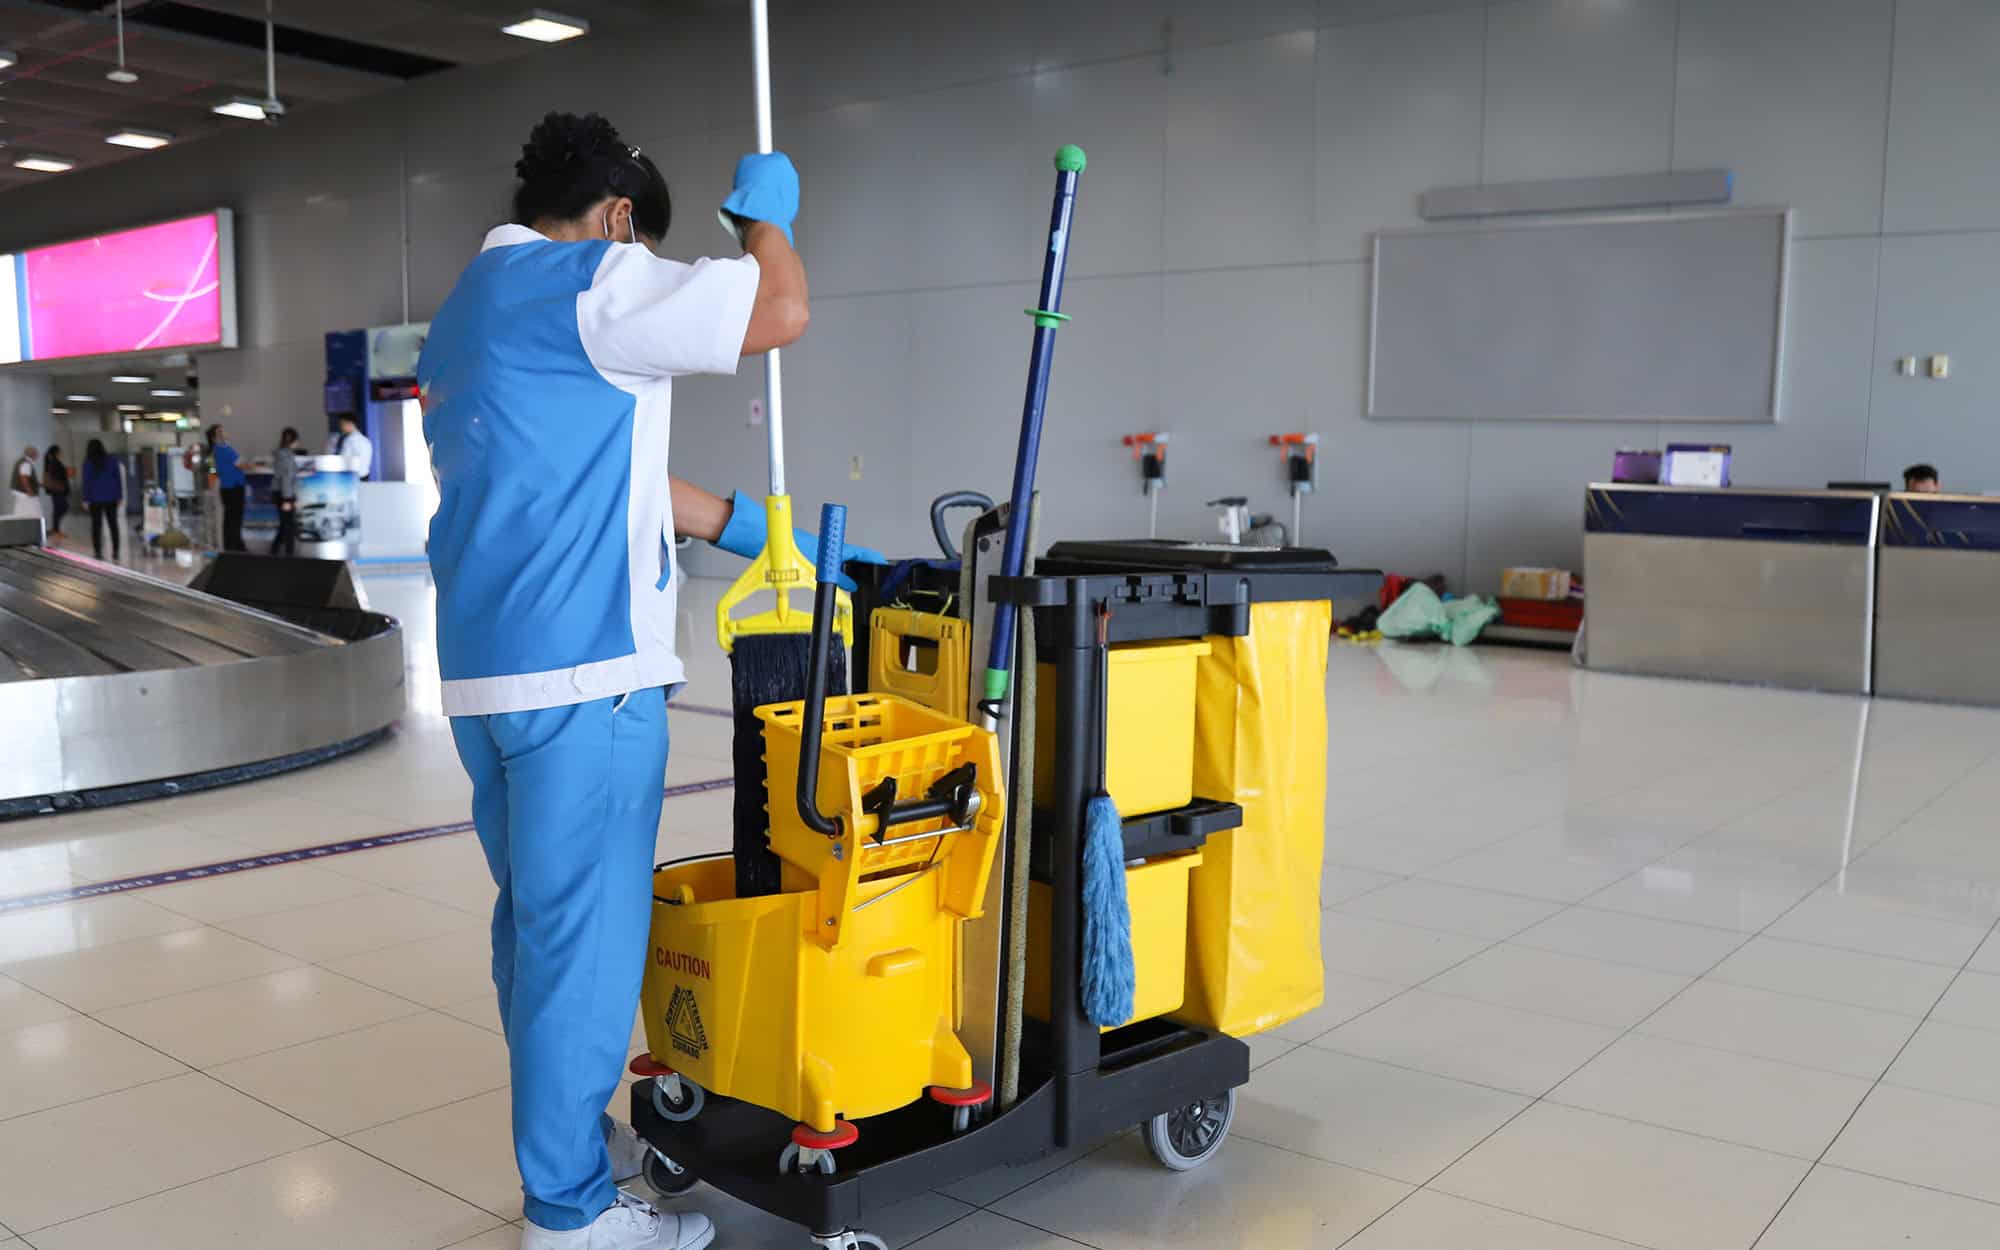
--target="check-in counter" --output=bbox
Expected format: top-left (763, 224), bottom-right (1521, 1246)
top-left (1874, 493), bottom-right (2000, 705)
top-left (1583, 484), bottom-right (1880, 694)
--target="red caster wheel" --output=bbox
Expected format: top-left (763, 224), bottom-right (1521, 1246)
top-left (629, 1055), bottom-right (704, 1122)
top-left (928, 1080), bottom-right (994, 1134)
top-left (779, 1121), bottom-right (858, 1176)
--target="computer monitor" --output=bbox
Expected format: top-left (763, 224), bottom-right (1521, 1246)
top-left (1827, 481), bottom-right (1894, 492)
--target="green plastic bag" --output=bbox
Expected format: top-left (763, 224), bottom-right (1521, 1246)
top-left (1377, 583), bottom-right (1500, 647)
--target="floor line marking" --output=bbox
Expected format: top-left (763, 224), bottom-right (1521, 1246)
top-left (0, 776), bottom-right (736, 914)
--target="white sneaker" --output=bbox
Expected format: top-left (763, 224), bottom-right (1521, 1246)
top-left (520, 1191), bottom-right (714, 1250)
top-left (606, 1118), bottom-right (648, 1183)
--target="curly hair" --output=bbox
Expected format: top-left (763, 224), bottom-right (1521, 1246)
top-left (513, 111), bottom-right (671, 241)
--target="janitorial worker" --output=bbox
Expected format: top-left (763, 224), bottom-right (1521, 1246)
top-left (420, 112), bottom-right (872, 1250)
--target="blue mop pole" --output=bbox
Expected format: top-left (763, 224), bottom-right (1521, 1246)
top-left (981, 143), bottom-right (1086, 730)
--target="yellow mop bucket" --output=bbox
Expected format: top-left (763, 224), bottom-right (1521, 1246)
top-left (642, 855), bottom-right (974, 1133)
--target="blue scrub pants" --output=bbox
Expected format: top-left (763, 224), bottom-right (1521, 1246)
top-left (450, 687), bottom-right (668, 1231)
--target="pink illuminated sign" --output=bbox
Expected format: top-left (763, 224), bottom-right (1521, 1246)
top-left (12, 211), bottom-right (236, 364)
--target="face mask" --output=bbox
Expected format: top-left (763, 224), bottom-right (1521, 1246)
top-left (605, 206), bottom-right (637, 246)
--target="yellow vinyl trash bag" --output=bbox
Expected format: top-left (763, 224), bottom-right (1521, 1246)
top-left (1179, 598), bottom-right (1331, 1036)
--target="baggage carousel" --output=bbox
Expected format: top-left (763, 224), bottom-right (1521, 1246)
top-left (0, 517), bottom-right (404, 815)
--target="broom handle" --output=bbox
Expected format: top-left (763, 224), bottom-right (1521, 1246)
top-left (749, 0), bottom-right (787, 496)
top-left (982, 148), bottom-right (1084, 724)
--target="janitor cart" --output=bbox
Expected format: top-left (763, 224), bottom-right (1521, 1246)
top-left (629, 534), bottom-right (1376, 1249)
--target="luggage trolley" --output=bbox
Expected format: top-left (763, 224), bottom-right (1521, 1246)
top-left (629, 533), bottom-right (1378, 1249)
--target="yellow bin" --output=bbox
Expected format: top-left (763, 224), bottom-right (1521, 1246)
top-left (868, 608), bottom-right (971, 721)
top-left (1037, 639), bottom-right (1212, 818)
top-left (641, 856), bottom-right (973, 1133)
top-left (1026, 849), bottom-right (1202, 1030)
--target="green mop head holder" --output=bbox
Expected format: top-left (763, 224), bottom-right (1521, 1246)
top-left (1054, 143), bottom-right (1087, 173)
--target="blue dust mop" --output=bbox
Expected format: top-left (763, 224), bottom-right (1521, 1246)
top-left (1080, 601), bottom-right (1135, 1027)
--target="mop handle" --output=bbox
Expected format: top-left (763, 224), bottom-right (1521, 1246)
top-left (749, 0), bottom-right (787, 497)
top-left (983, 146), bottom-right (1085, 714)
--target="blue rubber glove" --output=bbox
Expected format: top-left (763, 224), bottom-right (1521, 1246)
top-left (718, 152), bottom-right (800, 246)
top-left (713, 490), bottom-right (885, 591)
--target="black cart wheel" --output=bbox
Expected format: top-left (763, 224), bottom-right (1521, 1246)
top-left (651, 1075), bottom-right (705, 1123)
top-left (643, 1149), bottom-right (699, 1196)
top-left (1143, 1089), bottom-right (1235, 1172)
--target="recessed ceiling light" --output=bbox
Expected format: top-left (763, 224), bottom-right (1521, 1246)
top-left (50, 407), bottom-right (69, 416)
top-left (65, 394), bottom-right (98, 403)
top-left (116, 404), bottom-right (144, 412)
top-left (0, 50), bottom-right (17, 71)
top-left (105, 68), bottom-right (139, 84)
top-left (106, 128), bottom-right (172, 149)
top-left (13, 154), bottom-right (75, 173)
top-left (213, 96), bottom-right (271, 121)
top-left (501, 10), bottom-right (589, 42)
top-left (110, 374), bottom-right (152, 384)
top-left (150, 388), bottom-right (184, 398)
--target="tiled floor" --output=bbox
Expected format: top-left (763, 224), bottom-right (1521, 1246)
top-left (7, 570), bottom-right (2000, 1248)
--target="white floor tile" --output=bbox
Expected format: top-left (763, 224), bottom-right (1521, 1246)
top-left (1264, 971), bottom-right (1407, 1044)
top-left (1243, 1030), bottom-right (1297, 1071)
top-left (1420, 847), bottom-right (1638, 905)
top-left (1, 925), bottom-right (300, 1013)
top-left (324, 928), bottom-right (496, 1009)
top-left (208, 1011), bottom-right (511, 1135)
top-left (0, 1015), bottom-right (185, 1120)
top-left (1423, 943), bottom-right (1691, 1029)
top-left (1706, 935), bottom-right (1956, 1017)
top-left (1320, 863), bottom-right (1401, 907)
top-left (1756, 1163), bottom-right (2000, 1250)
top-left (96, 966), bottom-right (426, 1068)
top-left (0, 974), bottom-right (75, 1033)
top-left (1824, 1083), bottom-right (2000, 1205)
top-left (439, 993), bottom-right (504, 1035)
top-left (992, 1131), bottom-right (1411, 1249)
top-left (1550, 1032), bottom-right (1872, 1158)
top-left (0, 1072), bottom-right (322, 1233)
top-left (1967, 928), bottom-right (2000, 976)
top-left (890, 1209), bottom-right (1086, 1249)
top-left (145, 861), bottom-right (380, 924)
top-left (1583, 854), bottom-right (1817, 932)
top-left (1765, 891), bottom-right (1990, 967)
top-left (442, 1228), bottom-right (521, 1250)
top-left (1316, 912), bottom-right (1490, 985)
top-left (25, 1140), bottom-right (500, 1250)
top-left (1882, 1018), bottom-right (2000, 1106)
top-left (217, 890), bottom-right (482, 963)
top-left (1930, 969), bottom-right (2000, 1032)
top-left (1317, 988), bottom-right (1619, 1096)
top-left (1342, 1189), bottom-right (1641, 1250)
top-left (1234, 1046), bottom-right (1528, 1183)
top-left (347, 1088), bottom-right (523, 1220)
top-left (1336, 879), bottom-right (1561, 941)
top-left (1512, 907), bottom-right (1748, 975)
top-left (0, 895), bottom-right (199, 966)
top-left (666, 1185), bottom-right (970, 1250)
top-left (1638, 979), bottom-right (1920, 1079)
top-left (1433, 1102), bottom-right (1809, 1250)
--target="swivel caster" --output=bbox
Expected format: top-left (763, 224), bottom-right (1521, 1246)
top-left (630, 1054), bottom-right (705, 1123)
top-left (643, 1147), bottom-right (699, 1197)
top-left (927, 1079), bottom-right (994, 1136)
top-left (779, 1121), bottom-right (857, 1176)
top-left (1143, 1089), bottom-right (1235, 1172)
top-left (809, 1231), bottom-right (888, 1250)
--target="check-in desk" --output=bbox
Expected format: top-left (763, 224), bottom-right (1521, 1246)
top-left (1874, 493), bottom-right (2000, 705)
top-left (1583, 484), bottom-right (1879, 695)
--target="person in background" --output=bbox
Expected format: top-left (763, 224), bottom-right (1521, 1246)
top-left (328, 414), bottom-right (374, 480)
top-left (42, 445), bottom-right (70, 538)
top-left (80, 439), bottom-right (123, 560)
top-left (11, 445), bottom-right (40, 518)
top-left (271, 427), bottom-right (302, 556)
top-left (208, 423), bottom-right (248, 552)
top-left (1904, 463), bottom-right (1941, 493)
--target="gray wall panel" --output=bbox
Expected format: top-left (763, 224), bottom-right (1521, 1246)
top-left (1865, 233), bottom-right (2000, 491)
top-left (1884, 0), bottom-right (2000, 233)
top-left (1482, 0), bottom-right (1678, 182)
top-left (1314, 6), bottom-right (1484, 262)
top-left (1163, 32), bottom-right (1317, 271)
top-left (1465, 426), bottom-right (1652, 596)
top-left (1026, 57), bottom-right (1168, 280)
top-left (1673, 0), bottom-right (1893, 238)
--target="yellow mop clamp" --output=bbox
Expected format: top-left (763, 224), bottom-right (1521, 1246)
top-left (716, 494), bottom-right (852, 652)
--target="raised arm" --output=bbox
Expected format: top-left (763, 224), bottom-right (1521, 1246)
top-left (738, 221), bottom-right (808, 356)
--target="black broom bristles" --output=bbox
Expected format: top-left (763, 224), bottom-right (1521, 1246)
top-left (731, 632), bottom-right (848, 898)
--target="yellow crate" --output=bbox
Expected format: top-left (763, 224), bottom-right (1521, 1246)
top-left (758, 693), bottom-right (1005, 948)
top-left (642, 856), bottom-right (971, 1133)
top-left (869, 608), bottom-right (971, 721)
top-left (1037, 639), bottom-right (1212, 818)
top-left (1025, 850), bottom-right (1202, 1030)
